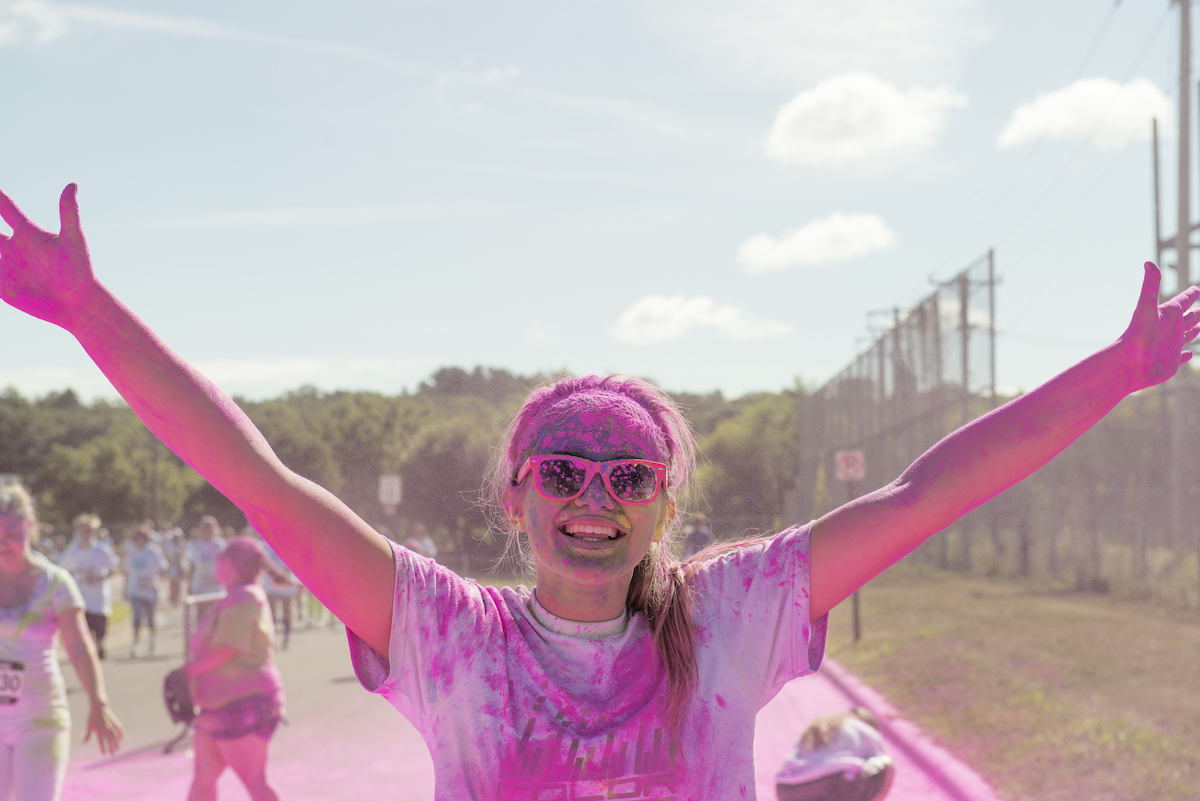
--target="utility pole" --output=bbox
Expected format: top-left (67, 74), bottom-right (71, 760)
top-left (1174, 0), bottom-right (1192, 562)
top-left (1154, 117), bottom-right (1162, 269)
top-left (1155, 3), bottom-right (1197, 292)
top-left (1155, 2), bottom-right (1196, 560)
top-left (1177, 0), bottom-right (1191, 297)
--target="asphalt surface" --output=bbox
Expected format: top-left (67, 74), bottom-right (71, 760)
top-left (58, 599), bottom-right (1005, 800)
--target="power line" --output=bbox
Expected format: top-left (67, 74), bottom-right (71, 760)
top-left (929, 1), bottom-right (1126, 279)
top-left (998, 7), bottom-right (1175, 270)
top-left (932, 2), bottom-right (1170, 281)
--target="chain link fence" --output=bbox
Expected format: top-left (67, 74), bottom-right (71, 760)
top-left (789, 251), bottom-right (1200, 609)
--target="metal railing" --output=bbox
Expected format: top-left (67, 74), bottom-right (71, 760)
top-left (181, 590), bottom-right (226, 662)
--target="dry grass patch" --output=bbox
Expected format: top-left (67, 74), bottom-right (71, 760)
top-left (827, 564), bottom-right (1200, 801)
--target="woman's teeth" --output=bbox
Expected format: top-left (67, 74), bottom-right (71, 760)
top-left (563, 522), bottom-right (620, 540)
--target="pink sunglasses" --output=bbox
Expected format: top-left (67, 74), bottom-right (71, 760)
top-left (515, 455), bottom-right (668, 505)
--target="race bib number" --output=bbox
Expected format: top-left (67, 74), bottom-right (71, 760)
top-left (0, 661), bottom-right (25, 705)
top-left (134, 575), bottom-right (156, 594)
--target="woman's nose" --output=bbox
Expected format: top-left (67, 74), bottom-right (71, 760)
top-left (574, 473), bottom-right (616, 509)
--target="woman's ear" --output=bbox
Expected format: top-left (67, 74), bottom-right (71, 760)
top-left (501, 484), bottom-right (526, 532)
top-left (652, 497), bottom-right (676, 542)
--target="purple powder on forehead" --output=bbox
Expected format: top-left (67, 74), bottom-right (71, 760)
top-left (515, 391), bottom-right (669, 462)
top-left (501, 375), bottom-right (694, 495)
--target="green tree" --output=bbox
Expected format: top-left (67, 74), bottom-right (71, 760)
top-left (31, 416), bottom-right (201, 527)
top-left (694, 390), bottom-right (801, 535)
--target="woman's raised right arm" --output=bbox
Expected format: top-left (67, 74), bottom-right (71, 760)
top-left (0, 185), bottom-right (394, 655)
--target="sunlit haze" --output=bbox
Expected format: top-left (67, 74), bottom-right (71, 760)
top-left (0, 0), bottom-right (1186, 400)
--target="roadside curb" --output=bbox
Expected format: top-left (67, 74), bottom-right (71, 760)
top-left (820, 659), bottom-right (1007, 801)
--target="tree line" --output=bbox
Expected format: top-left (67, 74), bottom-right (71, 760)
top-left (0, 367), bottom-right (804, 567)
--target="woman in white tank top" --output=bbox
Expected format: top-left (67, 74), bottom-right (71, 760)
top-left (0, 484), bottom-right (122, 801)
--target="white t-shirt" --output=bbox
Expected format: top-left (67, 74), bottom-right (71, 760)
top-left (774, 715), bottom-right (888, 784)
top-left (124, 544), bottom-right (169, 602)
top-left (0, 557), bottom-right (85, 733)
top-left (187, 537), bottom-right (227, 595)
top-left (59, 542), bottom-right (119, 616)
top-left (348, 523), bottom-right (826, 800)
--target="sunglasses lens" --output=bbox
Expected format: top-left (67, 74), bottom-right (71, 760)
top-left (607, 462), bottom-right (659, 503)
top-left (536, 458), bottom-right (588, 498)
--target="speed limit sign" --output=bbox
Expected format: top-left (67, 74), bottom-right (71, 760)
top-left (834, 450), bottom-right (865, 482)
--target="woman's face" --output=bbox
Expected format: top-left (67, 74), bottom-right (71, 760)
top-left (0, 513), bottom-right (33, 563)
top-left (505, 405), bottom-right (675, 601)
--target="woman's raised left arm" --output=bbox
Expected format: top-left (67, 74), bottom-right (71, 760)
top-left (809, 262), bottom-right (1200, 620)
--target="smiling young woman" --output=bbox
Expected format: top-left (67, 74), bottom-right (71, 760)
top-left (1, 184), bottom-right (1197, 800)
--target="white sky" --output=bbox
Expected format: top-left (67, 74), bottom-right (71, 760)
top-left (0, 0), bottom-right (1192, 400)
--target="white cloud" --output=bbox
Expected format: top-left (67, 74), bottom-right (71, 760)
top-left (194, 358), bottom-right (329, 385)
top-left (738, 212), bottom-right (896, 273)
top-left (436, 65), bottom-right (726, 143)
top-left (765, 72), bottom-right (966, 166)
top-left (5, 0), bottom-right (67, 42)
top-left (935, 297), bottom-right (993, 330)
top-left (192, 357), bottom-right (433, 394)
top-left (0, 1), bottom-right (262, 45)
top-left (612, 296), bottom-right (791, 345)
top-left (0, 1), bottom-right (405, 69)
top-left (997, 78), bottom-right (1172, 149)
top-left (93, 205), bottom-right (424, 232)
top-left (637, 0), bottom-right (989, 87)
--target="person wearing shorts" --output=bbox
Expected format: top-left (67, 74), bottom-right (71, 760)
top-left (0, 484), bottom-right (122, 801)
top-left (123, 526), bottom-right (168, 657)
top-left (185, 537), bottom-right (287, 801)
top-left (58, 514), bottom-right (118, 660)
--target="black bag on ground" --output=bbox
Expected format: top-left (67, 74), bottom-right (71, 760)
top-left (163, 668), bottom-right (195, 725)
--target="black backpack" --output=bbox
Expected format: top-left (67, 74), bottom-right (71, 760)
top-left (163, 668), bottom-right (195, 725)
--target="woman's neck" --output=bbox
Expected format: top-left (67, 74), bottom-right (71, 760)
top-left (532, 577), bottom-right (630, 622)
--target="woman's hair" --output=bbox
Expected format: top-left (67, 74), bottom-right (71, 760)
top-left (799, 707), bottom-right (880, 752)
top-left (486, 374), bottom-right (702, 730)
top-left (0, 484), bottom-right (36, 522)
top-left (219, 536), bottom-right (289, 586)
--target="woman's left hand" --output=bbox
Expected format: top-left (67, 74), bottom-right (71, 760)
top-left (1118, 262), bottom-right (1200, 390)
top-left (84, 702), bottom-right (123, 755)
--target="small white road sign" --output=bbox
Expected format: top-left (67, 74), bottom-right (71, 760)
top-left (834, 450), bottom-right (865, 482)
top-left (378, 474), bottom-right (403, 506)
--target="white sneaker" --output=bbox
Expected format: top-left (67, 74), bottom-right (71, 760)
top-left (131, 643), bottom-right (141, 658)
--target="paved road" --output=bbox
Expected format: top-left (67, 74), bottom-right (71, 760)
top-left (60, 602), bottom-right (1003, 800)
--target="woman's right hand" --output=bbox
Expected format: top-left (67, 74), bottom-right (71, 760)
top-left (0, 184), bottom-right (98, 330)
top-left (84, 701), bottom-right (123, 755)
top-left (2, 184), bottom-right (397, 657)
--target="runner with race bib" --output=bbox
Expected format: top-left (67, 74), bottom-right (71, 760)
top-left (0, 483), bottom-right (122, 800)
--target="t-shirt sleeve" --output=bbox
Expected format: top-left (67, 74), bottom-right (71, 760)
top-left (690, 522), bottom-right (827, 707)
top-left (210, 600), bottom-right (261, 653)
top-left (345, 540), bottom-right (503, 728)
top-left (48, 566), bottom-right (86, 613)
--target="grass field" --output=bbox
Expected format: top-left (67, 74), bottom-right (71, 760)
top-left (826, 562), bottom-right (1200, 801)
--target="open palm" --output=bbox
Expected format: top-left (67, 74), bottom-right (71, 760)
top-left (1120, 262), bottom-right (1200, 391)
top-left (0, 184), bottom-right (95, 329)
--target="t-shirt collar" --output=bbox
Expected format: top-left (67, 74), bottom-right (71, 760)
top-left (528, 591), bottom-right (629, 640)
